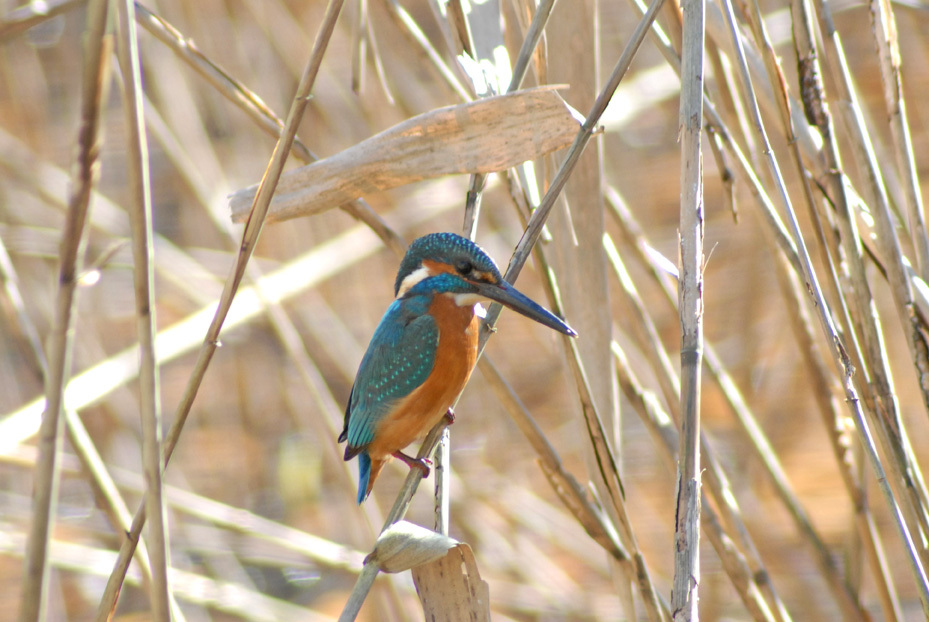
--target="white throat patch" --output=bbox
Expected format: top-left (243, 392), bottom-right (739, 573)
top-left (453, 293), bottom-right (484, 307)
top-left (396, 266), bottom-right (432, 298)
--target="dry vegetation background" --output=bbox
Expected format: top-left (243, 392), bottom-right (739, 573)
top-left (1, 0), bottom-right (929, 620)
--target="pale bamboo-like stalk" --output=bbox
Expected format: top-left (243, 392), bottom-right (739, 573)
top-left (114, 1), bottom-right (170, 619)
top-left (604, 231), bottom-right (803, 619)
top-left (673, 0), bottom-right (704, 616)
top-left (94, 0), bottom-right (347, 614)
top-left (18, 2), bottom-right (111, 621)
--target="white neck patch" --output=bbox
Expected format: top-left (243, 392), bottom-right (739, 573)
top-left (396, 265), bottom-right (432, 298)
top-left (453, 292), bottom-right (484, 307)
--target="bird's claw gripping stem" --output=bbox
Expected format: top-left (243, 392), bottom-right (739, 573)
top-left (393, 451), bottom-right (432, 478)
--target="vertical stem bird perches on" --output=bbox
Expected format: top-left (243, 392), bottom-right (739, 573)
top-left (674, 0), bottom-right (705, 617)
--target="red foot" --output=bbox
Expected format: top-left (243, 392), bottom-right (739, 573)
top-left (444, 408), bottom-right (456, 425)
top-left (393, 451), bottom-right (432, 478)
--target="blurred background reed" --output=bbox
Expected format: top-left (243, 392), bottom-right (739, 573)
top-left (1, 0), bottom-right (929, 619)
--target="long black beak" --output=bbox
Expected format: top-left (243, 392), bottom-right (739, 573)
top-left (473, 280), bottom-right (577, 337)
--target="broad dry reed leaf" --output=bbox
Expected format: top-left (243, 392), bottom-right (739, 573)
top-left (228, 87), bottom-right (581, 222)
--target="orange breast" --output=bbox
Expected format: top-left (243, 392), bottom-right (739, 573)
top-left (366, 295), bottom-right (480, 461)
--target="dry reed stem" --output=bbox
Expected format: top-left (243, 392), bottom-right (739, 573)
top-left (1, 531), bottom-right (331, 620)
top-left (612, 345), bottom-right (778, 621)
top-left (341, 1), bottom-right (668, 605)
top-left (868, 0), bottom-right (929, 282)
top-left (1, 212), bottom-right (173, 617)
top-left (787, 1), bottom-right (902, 616)
top-left (134, 2), bottom-right (407, 254)
top-left (674, 2), bottom-right (704, 616)
top-left (0, 0), bottom-right (82, 41)
top-left (380, 0), bottom-right (472, 102)
top-left (602, 233), bottom-right (792, 620)
top-left (721, 3), bottom-right (872, 618)
top-left (0, 133), bottom-right (175, 615)
top-left (720, 0), bottom-right (929, 613)
top-left (607, 198), bottom-right (868, 619)
top-left (18, 2), bottom-right (111, 620)
top-left (462, 0), bottom-right (560, 238)
top-left (774, 255), bottom-right (903, 621)
top-left (812, 0), bottom-right (929, 602)
top-left (94, 1), bottom-right (349, 611)
top-left (114, 0), bottom-right (171, 618)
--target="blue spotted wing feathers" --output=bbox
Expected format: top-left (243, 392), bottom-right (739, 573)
top-left (340, 294), bottom-right (438, 458)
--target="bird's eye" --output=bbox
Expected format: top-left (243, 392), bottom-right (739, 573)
top-left (455, 259), bottom-right (473, 276)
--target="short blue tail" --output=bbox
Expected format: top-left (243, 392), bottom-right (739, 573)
top-left (357, 452), bottom-right (371, 504)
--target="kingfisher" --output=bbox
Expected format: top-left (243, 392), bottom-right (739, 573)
top-left (339, 232), bottom-right (577, 503)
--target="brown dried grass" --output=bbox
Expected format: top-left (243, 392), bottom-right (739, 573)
top-left (1, 0), bottom-right (929, 619)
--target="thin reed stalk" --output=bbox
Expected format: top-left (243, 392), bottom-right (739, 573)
top-left (114, 0), bottom-right (170, 618)
top-left (94, 0), bottom-right (348, 613)
top-left (18, 2), bottom-right (112, 620)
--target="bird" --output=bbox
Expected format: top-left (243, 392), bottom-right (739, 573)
top-left (339, 232), bottom-right (577, 503)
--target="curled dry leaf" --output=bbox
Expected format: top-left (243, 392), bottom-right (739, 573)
top-left (228, 86), bottom-right (581, 223)
top-left (364, 520), bottom-right (459, 574)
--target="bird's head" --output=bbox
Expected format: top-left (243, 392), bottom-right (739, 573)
top-left (394, 233), bottom-right (577, 337)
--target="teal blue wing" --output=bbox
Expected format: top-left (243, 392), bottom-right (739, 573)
top-left (340, 296), bottom-right (438, 458)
